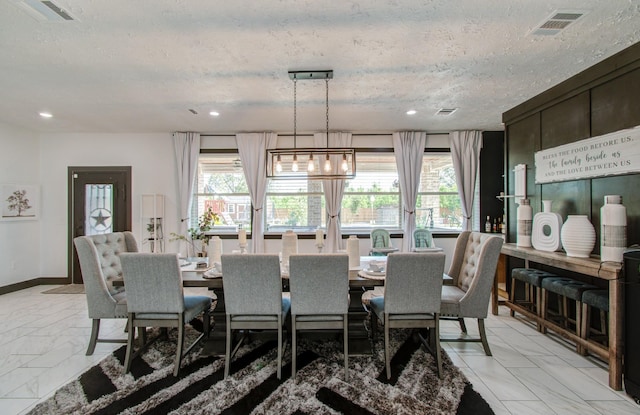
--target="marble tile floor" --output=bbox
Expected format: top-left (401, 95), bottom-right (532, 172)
top-left (1, 285), bottom-right (639, 415)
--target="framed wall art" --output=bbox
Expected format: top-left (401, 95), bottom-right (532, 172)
top-left (1, 184), bottom-right (40, 221)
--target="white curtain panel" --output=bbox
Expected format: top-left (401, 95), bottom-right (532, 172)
top-left (313, 132), bottom-right (353, 253)
top-left (173, 132), bottom-right (201, 256)
top-left (237, 132), bottom-right (278, 253)
top-left (393, 131), bottom-right (426, 252)
top-left (450, 130), bottom-right (483, 231)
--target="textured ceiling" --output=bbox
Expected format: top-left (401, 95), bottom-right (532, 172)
top-left (0, 0), bottom-right (639, 134)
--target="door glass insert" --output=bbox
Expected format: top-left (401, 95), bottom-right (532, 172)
top-left (85, 184), bottom-right (114, 235)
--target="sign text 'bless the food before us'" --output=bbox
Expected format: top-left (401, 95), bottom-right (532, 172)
top-left (534, 125), bottom-right (640, 184)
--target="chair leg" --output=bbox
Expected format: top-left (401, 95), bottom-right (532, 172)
top-left (343, 313), bottom-right (349, 382)
top-left (458, 318), bottom-right (467, 334)
top-left (541, 289), bottom-right (548, 334)
top-left (478, 319), bottom-right (492, 356)
top-left (204, 309), bottom-right (211, 339)
top-left (292, 317), bottom-right (297, 380)
top-left (174, 316), bottom-right (185, 377)
top-left (561, 296), bottom-right (568, 329)
top-left (535, 286), bottom-right (543, 332)
top-left (225, 314), bottom-right (232, 379)
top-left (580, 302), bottom-right (589, 356)
top-left (575, 301), bottom-right (583, 354)
top-left (434, 316), bottom-right (443, 379)
top-left (385, 314), bottom-right (391, 380)
top-left (124, 316), bottom-right (135, 373)
top-left (509, 278), bottom-right (516, 317)
top-left (277, 315), bottom-right (283, 380)
top-left (86, 319), bottom-right (100, 356)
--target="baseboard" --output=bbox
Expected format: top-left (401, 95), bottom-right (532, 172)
top-left (0, 276), bottom-right (70, 295)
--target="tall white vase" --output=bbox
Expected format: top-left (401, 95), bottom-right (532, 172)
top-left (531, 200), bottom-right (563, 252)
top-left (601, 195), bottom-right (627, 262)
top-left (517, 199), bottom-right (532, 248)
top-left (561, 215), bottom-right (596, 258)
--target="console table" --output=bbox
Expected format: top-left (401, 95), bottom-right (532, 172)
top-left (501, 243), bottom-right (623, 390)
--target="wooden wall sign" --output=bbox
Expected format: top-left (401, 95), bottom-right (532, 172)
top-left (535, 125), bottom-right (640, 184)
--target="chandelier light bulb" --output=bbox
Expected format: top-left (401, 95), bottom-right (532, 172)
top-left (292, 154), bottom-right (299, 172)
top-left (275, 155), bottom-right (282, 172)
top-left (324, 154), bottom-right (332, 172)
top-left (307, 154), bottom-right (315, 172)
top-left (341, 153), bottom-right (349, 172)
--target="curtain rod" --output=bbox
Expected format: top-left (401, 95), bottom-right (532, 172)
top-left (201, 132), bottom-right (451, 137)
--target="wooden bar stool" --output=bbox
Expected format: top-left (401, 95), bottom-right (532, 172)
top-left (510, 268), bottom-right (557, 331)
top-left (580, 289), bottom-right (609, 356)
top-left (541, 277), bottom-right (598, 353)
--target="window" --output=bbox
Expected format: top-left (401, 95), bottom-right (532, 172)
top-left (265, 178), bottom-right (324, 233)
top-left (197, 150), bottom-right (463, 235)
top-left (342, 153), bottom-right (401, 231)
top-left (416, 153), bottom-right (462, 231)
top-left (193, 153), bottom-right (251, 233)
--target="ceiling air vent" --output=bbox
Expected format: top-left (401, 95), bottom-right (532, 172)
top-left (530, 10), bottom-right (586, 36)
top-left (436, 108), bottom-right (457, 116)
top-left (11, 0), bottom-right (76, 21)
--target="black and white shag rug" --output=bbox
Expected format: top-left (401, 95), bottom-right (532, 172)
top-left (28, 327), bottom-right (493, 415)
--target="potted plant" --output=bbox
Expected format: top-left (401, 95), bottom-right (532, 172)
top-left (170, 207), bottom-right (219, 257)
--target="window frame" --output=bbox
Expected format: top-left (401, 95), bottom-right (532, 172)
top-left (194, 147), bottom-right (463, 237)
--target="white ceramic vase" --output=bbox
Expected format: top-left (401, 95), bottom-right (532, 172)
top-left (601, 195), bottom-right (627, 262)
top-left (531, 200), bottom-right (563, 252)
top-left (517, 199), bottom-right (532, 248)
top-left (561, 215), bottom-right (596, 258)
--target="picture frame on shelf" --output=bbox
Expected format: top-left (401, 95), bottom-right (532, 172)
top-left (0, 184), bottom-right (40, 221)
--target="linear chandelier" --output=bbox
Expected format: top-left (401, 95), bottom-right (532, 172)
top-left (266, 70), bottom-right (356, 180)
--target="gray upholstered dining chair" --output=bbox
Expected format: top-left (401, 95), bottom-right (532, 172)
top-left (289, 254), bottom-right (350, 381)
top-left (368, 252), bottom-right (446, 379)
top-left (120, 253), bottom-right (212, 377)
top-left (440, 231), bottom-right (503, 356)
top-left (221, 254), bottom-right (290, 379)
top-left (73, 231), bottom-right (138, 355)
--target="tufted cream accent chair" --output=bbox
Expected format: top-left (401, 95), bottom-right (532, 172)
top-left (74, 232), bottom-right (138, 355)
top-left (440, 231), bottom-right (503, 355)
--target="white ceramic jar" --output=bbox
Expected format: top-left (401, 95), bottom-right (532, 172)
top-left (561, 215), bottom-right (596, 258)
top-left (601, 195), bottom-right (627, 262)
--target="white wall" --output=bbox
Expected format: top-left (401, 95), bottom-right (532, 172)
top-left (0, 123), bottom-right (41, 286)
top-left (38, 133), bottom-right (179, 278)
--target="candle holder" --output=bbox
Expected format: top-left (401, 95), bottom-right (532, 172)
top-left (239, 242), bottom-right (247, 254)
top-left (315, 241), bottom-right (324, 253)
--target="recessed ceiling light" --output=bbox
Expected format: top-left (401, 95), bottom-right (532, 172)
top-left (209, 111), bottom-right (220, 117)
top-left (406, 110), bottom-right (417, 115)
top-left (39, 112), bottom-right (52, 118)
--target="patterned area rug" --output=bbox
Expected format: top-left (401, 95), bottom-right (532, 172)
top-left (28, 328), bottom-right (493, 415)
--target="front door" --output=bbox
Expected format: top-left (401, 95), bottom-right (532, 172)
top-left (68, 166), bottom-right (132, 284)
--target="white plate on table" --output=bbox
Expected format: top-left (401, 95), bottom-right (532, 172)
top-left (358, 269), bottom-right (386, 280)
top-left (413, 247), bottom-right (444, 252)
top-left (203, 270), bottom-right (222, 279)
